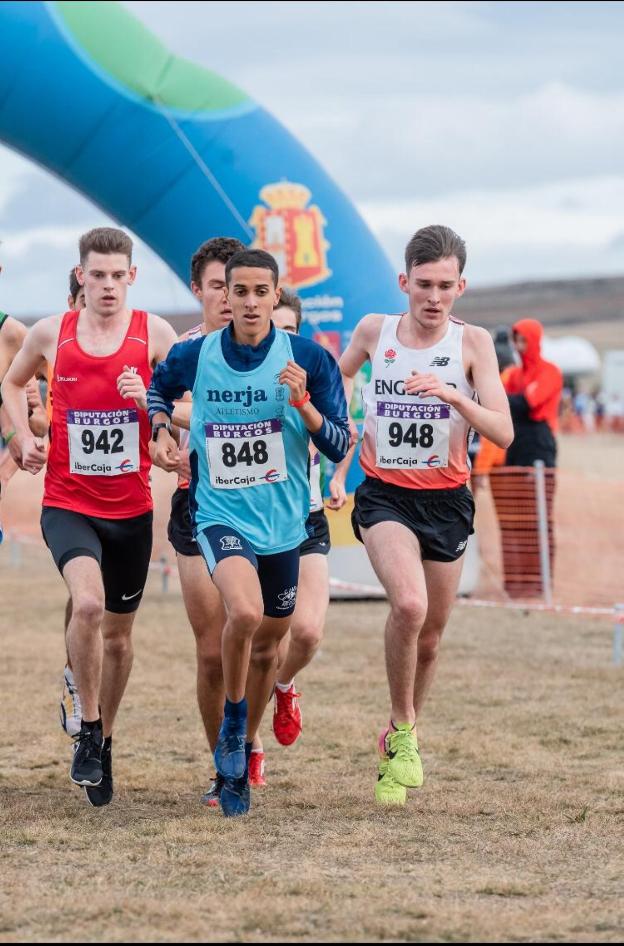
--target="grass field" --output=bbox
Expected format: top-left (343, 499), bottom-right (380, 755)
top-left (1, 555), bottom-right (623, 943)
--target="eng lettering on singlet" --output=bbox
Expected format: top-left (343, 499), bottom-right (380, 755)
top-left (67, 409), bottom-right (140, 476)
top-left (375, 401), bottom-right (450, 469)
top-left (206, 419), bottom-right (288, 489)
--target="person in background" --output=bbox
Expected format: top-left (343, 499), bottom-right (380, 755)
top-left (493, 318), bottom-right (563, 598)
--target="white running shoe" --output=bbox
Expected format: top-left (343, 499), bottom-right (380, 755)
top-left (60, 666), bottom-right (82, 737)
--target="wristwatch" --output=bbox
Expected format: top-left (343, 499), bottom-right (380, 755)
top-left (151, 422), bottom-right (172, 442)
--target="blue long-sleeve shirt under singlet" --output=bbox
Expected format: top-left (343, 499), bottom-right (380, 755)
top-left (147, 323), bottom-right (349, 553)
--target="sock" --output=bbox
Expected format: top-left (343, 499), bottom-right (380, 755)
top-left (65, 666), bottom-right (75, 686)
top-left (390, 718), bottom-right (416, 732)
top-left (82, 717), bottom-right (102, 732)
top-left (276, 679), bottom-right (294, 693)
top-left (103, 735), bottom-right (112, 750)
top-left (224, 697), bottom-right (247, 720)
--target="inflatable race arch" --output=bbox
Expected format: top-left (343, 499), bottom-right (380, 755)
top-left (0, 1), bottom-right (477, 594)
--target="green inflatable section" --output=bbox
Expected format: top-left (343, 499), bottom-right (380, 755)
top-left (54, 0), bottom-right (250, 112)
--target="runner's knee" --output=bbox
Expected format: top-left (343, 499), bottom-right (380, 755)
top-left (71, 592), bottom-right (105, 627)
top-left (196, 648), bottom-right (222, 683)
top-left (391, 595), bottom-right (427, 630)
top-left (291, 622), bottom-right (323, 654)
top-left (227, 600), bottom-right (263, 636)
top-left (250, 639), bottom-right (279, 674)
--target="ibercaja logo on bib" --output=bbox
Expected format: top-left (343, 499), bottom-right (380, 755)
top-left (116, 458), bottom-right (135, 473)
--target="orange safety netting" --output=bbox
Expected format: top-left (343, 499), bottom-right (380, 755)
top-left (474, 466), bottom-right (624, 609)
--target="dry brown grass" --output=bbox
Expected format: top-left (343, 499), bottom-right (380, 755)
top-left (1, 554), bottom-right (624, 943)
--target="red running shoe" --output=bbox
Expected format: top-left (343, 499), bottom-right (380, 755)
top-left (248, 750), bottom-right (266, 787)
top-left (272, 683), bottom-right (302, 746)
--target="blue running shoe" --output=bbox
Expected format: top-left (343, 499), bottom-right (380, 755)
top-left (214, 713), bottom-right (246, 779)
top-left (220, 773), bottom-right (251, 818)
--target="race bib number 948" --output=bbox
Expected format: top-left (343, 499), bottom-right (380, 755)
top-left (375, 401), bottom-right (450, 469)
top-left (67, 409), bottom-right (140, 476)
top-left (206, 419), bottom-right (287, 489)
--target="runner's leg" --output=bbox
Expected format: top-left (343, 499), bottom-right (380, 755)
top-left (247, 615), bottom-right (292, 742)
top-left (361, 521), bottom-right (427, 724)
top-left (62, 556), bottom-right (105, 722)
top-left (413, 557), bottom-right (464, 717)
top-left (276, 553), bottom-right (329, 685)
top-left (177, 552), bottom-right (226, 751)
top-left (211, 556), bottom-right (264, 702)
top-left (100, 610), bottom-right (136, 738)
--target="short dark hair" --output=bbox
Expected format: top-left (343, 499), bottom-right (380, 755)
top-left (79, 227), bottom-right (133, 266)
top-left (190, 236), bottom-right (245, 286)
top-left (404, 225), bottom-right (466, 276)
top-left (225, 249), bottom-right (279, 287)
top-left (275, 288), bottom-right (302, 331)
top-left (68, 268), bottom-right (81, 303)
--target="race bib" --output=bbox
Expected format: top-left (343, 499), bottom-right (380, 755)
top-left (206, 419), bottom-right (287, 489)
top-left (375, 401), bottom-right (449, 469)
top-left (67, 409), bottom-right (140, 476)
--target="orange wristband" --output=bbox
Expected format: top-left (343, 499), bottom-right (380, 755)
top-left (289, 391), bottom-right (311, 408)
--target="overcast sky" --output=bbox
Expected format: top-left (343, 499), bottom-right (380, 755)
top-left (1, 0), bottom-right (623, 316)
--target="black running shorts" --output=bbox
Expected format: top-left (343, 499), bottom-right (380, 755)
top-left (196, 524), bottom-right (300, 618)
top-left (300, 509), bottom-right (331, 557)
top-left (351, 476), bottom-right (475, 563)
top-left (168, 486), bottom-right (201, 557)
top-left (41, 506), bottom-right (153, 613)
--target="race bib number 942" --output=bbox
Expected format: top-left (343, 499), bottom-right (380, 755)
top-left (67, 409), bottom-right (140, 476)
top-left (375, 401), bottom-right (450, 469)
top-left (206, 419), bottom-right (287, 489)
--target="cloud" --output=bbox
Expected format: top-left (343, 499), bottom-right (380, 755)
top-left (360, 175), bottom-right (624, 284)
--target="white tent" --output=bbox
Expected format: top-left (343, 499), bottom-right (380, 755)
top-left (541, 336), bottom-right (601, 375)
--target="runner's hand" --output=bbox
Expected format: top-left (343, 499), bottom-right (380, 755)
top-left (117, 365), bottom-right (147, 411)
top-left (279, 360), bottom-right (307, 403)
top-left (327, 475), bottom-right (347, 510)
top-left (348, 417), bottom-right (359, 447)
top-left (176, 447), bottom-right (192, 482)
top-left (151, 428), bottom-right (180, 472)
top-left (20, 435), bottom-right (47, 474)
top-left (405, 371), bottom-right (459, 404)
top-left (7, 432), bottom-right (24, 468)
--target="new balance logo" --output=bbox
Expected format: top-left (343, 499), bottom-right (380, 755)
top-left (430, 357), bottom-right (450, 367)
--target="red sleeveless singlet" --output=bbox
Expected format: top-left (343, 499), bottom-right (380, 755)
top-left (43, 309), bottom-right (153, 519)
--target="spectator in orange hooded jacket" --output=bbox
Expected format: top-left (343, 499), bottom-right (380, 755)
top-left (488, 318), bottom-right (563, 599)
top-left (505, 318), bottom-right (562, 467)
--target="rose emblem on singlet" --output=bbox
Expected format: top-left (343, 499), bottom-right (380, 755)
top-left (384, 348), bottom-right (397, 367)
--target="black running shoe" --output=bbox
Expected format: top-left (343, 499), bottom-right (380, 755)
top-left (201, 774), bottom-right (225, 808)
top-left (70, 721), bottom-right (103, 787)
top-left (85, 736), bottom-right (113, 807)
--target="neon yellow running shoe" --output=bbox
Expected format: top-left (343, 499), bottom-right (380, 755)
top-left (375, 757), bottom-right (407, 806)
top-left (380, 723), bottom-right (424, 788)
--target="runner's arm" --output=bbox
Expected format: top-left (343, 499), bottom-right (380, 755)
top-left (146, 338), bottom-right (203, 424)
top-left (406, 327), bottom-right (513, 448)
top-left (326, 442), bottom-right (357, 510)
top-left (1, 321), bottom-right (53, 472)
top-left (289, 336), bottom-right (350, 462)
top-left (118, 315), bottom-right (179, 411)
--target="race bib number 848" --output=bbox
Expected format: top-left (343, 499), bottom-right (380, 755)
top-left (206, 419), bottom-right (287, 489)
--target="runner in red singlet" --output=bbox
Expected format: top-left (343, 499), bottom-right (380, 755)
top-left (2, 227), bottom-right (177, 806)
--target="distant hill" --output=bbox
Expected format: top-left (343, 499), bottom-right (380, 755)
top-left (19, 274), bottom-right (624, 352)
top-left (454, 275), bottom-right (624, 330)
